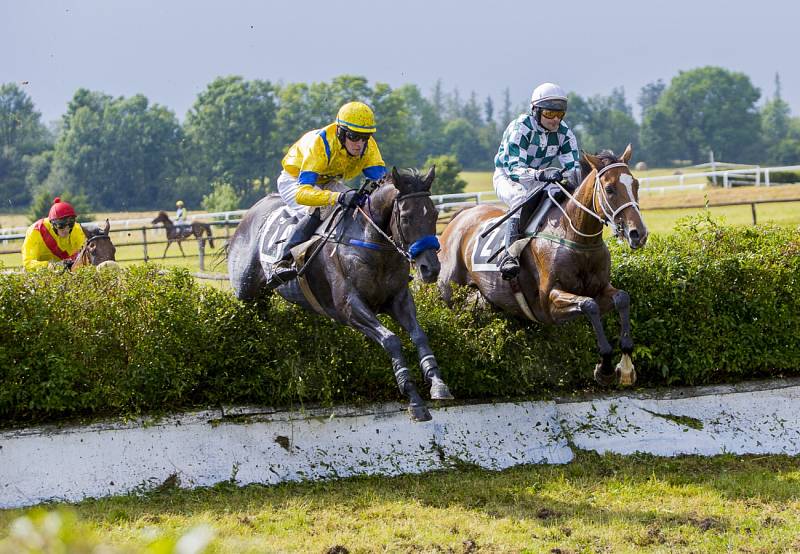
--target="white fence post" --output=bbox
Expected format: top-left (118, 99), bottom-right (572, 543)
top-left (755, 166), bottom-right (761, 186)
top-left (765, 168), bottom-right (771, 186)
top-left (723, 172), bottom-right (730, 188)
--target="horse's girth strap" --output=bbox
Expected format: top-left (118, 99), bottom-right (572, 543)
top-left (509, 278), bottom-right (538, 322)
top-left (294, 238), bottom-right (327, 316)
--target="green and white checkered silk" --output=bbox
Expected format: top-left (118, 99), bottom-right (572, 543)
top-left (494, 114), bottom-right (580, 182)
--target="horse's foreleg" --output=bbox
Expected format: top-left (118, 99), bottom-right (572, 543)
top-left (597, 285), bottom-right (636, 386)
top-left (548, 288), bottom-right (615, 386)
top-left (345, 295), bottom-right (432, 422)
top-left (162, 241), bottom-right (171, 259)
top-left (178, 241), bottom-right (186, 257)
top-left (388, 289), bottom-right (453, 401)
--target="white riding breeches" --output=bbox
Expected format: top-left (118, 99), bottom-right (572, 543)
top-left (493, 168), bottom-right (547, 211)
top-left (276, 170), bottom-right (347, 218)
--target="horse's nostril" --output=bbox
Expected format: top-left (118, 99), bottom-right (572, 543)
top-left (629, 229), bottom-right (639, 242)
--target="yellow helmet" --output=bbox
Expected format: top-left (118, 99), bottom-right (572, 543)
top-left (176, 200), bottom-right (184, 207)
top-left (336, 102), bottom-right (376, 134)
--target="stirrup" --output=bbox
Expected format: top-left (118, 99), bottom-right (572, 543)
top-left (265, 261), bottom-right (297, 290)
top-left (499, 254), bottom-right (520, 280)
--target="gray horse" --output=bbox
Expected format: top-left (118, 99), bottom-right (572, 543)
top-left (227, 167), bottom-right (453, 421)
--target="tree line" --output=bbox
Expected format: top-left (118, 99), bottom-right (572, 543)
top-left (1, 67), bottom-right (799, 214)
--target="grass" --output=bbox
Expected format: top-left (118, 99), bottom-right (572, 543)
top-left (1, 452), bottom-right (798, 552)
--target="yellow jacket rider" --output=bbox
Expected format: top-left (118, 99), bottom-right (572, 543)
top-left (22, 197), bottom-right (87, 271)
top-left (267, 101), bottom-right (386, 288)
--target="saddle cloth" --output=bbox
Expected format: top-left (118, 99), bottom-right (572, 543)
top-left (470, 198), bottom-right (552, 273)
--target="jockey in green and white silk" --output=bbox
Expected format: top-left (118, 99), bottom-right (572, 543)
top-left (492, 82), bottom-right (581, 281)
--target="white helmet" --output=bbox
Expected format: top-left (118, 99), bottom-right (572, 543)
top-left (530, 82), bottom-right (568, 112)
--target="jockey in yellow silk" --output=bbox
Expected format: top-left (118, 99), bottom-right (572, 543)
top-left (266, 101), bottom-right (387, 289)
top-left (22, 197), bottom-right (87, 271)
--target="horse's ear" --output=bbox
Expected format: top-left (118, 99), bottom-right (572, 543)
top-left (391, 166), bottom-right (410, 194)
top-left (423, 165), bottom-right (435, 189)
top-left (583, 151), bottom-right (601, 171)
top-left (621, 143), bottom-right (633, 164)
top-left (391, 166), bottom-right (401, 184)
top-left (103, 219), bottom-right (110, 235)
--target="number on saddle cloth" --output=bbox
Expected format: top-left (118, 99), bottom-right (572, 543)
top-left (470, 217), bottom-right (507, 273)
top-left (258, 207), bottom-right (300, 266)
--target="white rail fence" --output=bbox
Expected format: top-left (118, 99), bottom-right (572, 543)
top-left (2, 164), bottom-right (799, 238)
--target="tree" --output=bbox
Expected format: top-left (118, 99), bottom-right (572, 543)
top-left (0, 83), bottom-right (52, 209)
top-left (201, 181), bottom-right (241, 213)
top-left (638, 79), bottom-right (665, 117)
top-left (423, 154), bottom-right (467, 195)
top-left (761, 73), bottom-right (793, 164)
top-left (640, 66), bottom-right (762, 164)
top-left (500, 88), bottom-right (512, 126)
top-left (46, 90), bottom-right (184, 210)
top-left (567, 91), bottom-right (639, 157)
top-left (184, 76), bottom-right (278, 205)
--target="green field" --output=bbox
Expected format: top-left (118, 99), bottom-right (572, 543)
top-left (3, 174), bottom-right (799, 272)
top-left (2, 452), bottom-right (798, 553)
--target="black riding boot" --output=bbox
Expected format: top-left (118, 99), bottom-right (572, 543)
top-left (265, 209), bottom-right (321, 289)
top-left (498, 215), bottom-right (522, 280)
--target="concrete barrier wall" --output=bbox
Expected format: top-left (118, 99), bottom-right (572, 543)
top-left (2, 379), bottom-right (799, 509)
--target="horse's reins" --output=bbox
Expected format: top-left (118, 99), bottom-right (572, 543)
top-left (74, 233), bottom-right (112, 268)
top-left (549, 162), bottom-right (643, 239)
top-left (354, 190), bottom-right (440, 262)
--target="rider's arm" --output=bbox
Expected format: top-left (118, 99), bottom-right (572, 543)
top-left (21, 229), bottom-right (50, 271)
top-left (496, 116), bottom-right (539, 183)
top-left (359, 136), bottom-right (386, 181)
top-left (557, 126), bottom-right (580, 170)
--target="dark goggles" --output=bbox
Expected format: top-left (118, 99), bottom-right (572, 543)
top-left (51, 216), bottom-right (76, 229)
top-left (344, 129), bottom-right (370, 143)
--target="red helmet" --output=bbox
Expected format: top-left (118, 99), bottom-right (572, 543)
top-left (48, 197), bottom-right (77, 220)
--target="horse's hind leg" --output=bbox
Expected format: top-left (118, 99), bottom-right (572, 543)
top-left (597, 285), bottom-right (636, 386)
top-left (548, 288), bottom-right (616, 386)
top-left (345, 295), bottom-right (432, 422)
top-left (162, 241), bottom-right (171, 258)
top-left (388, 288), bottom-right (453, 401)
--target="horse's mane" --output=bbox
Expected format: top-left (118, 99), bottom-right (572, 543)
top-left (390, 168), bottom-right (431, 195)
top-left (579, 150), bottom-right (622, 175)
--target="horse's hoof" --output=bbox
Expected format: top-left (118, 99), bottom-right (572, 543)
top-left (430, 380), bottom-right (454, 401)
top-left (616, 355), bottom-right (637, 386)
top-left (594, 363), bottom-right (617, 387)
top-left (408, 404), bottom-right (432, 422)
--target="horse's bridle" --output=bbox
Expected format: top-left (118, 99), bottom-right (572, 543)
top-left (550, 162), bottom-right (643, 239)
top-left (356, 191), bottom-right (440, 262)
top-left (76, 234), bottom-right (114, 266)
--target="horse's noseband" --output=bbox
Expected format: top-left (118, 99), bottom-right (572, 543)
top-left (393, 191), bottom-right (439, 260)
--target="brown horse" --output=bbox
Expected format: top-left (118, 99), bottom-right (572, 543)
top-left (72, 219), bottom-right (118, 270)
top-left (151, 211), bottom-right (214, 258)
top-left (437, 145), bottom-right (648, 386)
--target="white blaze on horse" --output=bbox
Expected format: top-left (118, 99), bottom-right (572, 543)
top-left (438, 145), bottom-right (648, 386)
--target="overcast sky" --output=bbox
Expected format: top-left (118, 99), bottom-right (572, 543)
top-left (3, 0), bottom-right (798, 125)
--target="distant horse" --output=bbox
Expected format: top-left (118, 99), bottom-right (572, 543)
top-left (227, 167), bottom-right (453, 422)
top-left (151, 211), bottom-right (214, 258)
top-left (438, 145), bottom-right (648, 386)
top-left (72, 219), bottom-right (118, 270)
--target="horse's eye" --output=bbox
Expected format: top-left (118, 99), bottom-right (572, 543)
top-left (401, 216), bottom-right (410, 224)
top-left (605, 186), bottom-right (615, 195)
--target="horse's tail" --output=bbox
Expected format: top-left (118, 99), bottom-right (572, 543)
top-left (211, 240), bottom-right (229, 270)
top-left (202, 223), bottom-right (214, 248)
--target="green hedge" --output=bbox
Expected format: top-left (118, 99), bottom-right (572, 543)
top-left (1, 217), bottom-right (798, 425)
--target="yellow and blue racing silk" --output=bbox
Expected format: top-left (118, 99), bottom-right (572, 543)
top-left (282, 122), bottom-right (386, 207)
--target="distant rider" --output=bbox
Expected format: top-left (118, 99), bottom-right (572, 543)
top-left (175, 200), bottom-right (187, 223)
top-left (21, 197), bottom-right (86, 271)
top-left (493, 82), bottom-right (581, 280)
top-left (265, 101), bottom-right (387, 289)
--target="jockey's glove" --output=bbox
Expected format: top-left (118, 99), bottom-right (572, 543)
top-left (337, 189), bottom-right (367, 209)
top-left (62, 259), bottom-right (74, 270)
top-left (534, 168), bottom-right (563, 183)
